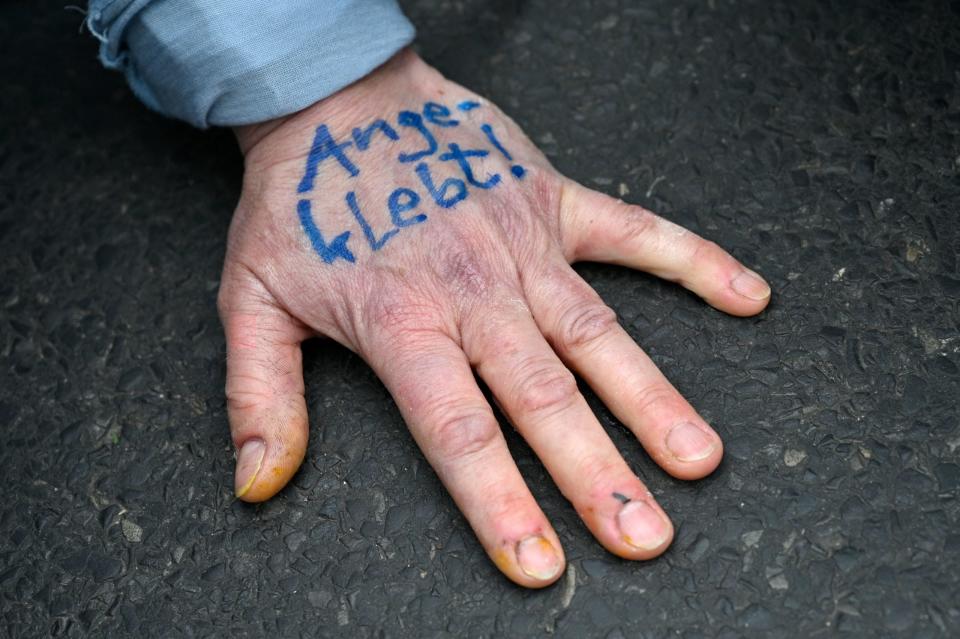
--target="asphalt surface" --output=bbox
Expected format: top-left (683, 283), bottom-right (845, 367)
top-left (1, 0), bottom-right (959, 636)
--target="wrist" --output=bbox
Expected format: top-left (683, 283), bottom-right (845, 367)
top-left (233, 48), bottom-right (434, 159)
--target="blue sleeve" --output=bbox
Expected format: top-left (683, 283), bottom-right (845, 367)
top-left (86, 0), bottom-right (416, 129)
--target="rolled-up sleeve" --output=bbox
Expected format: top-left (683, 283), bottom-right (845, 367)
top-left (86, 0), bottom-right (416, 128)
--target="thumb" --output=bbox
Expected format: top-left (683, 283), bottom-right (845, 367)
top-left (218, 267), bottom-right (311, 502)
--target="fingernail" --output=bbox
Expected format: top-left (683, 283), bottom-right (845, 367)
top-left (731, 269), bottom-right (771, 301)
top-left (235, 438), bottom-right (265, 498)
top-left (516, 536), bottom-right (562, 580)
top-left (617, 501), bottom-right (671, 550)
top-left (665, 421), bottom-right (718, 462)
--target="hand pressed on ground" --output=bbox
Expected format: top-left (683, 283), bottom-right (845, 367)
top-left (218, 49), bottom-right (771, 588)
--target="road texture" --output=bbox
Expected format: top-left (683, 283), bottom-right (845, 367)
top-left (1, 0), bottom-right (958, 636)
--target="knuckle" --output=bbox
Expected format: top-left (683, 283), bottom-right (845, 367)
top-left (225, 373), bottom-right (274, 413)
top-left (513, 358), bottom-right (578, 416)
top-left (438, 243), bottom-right (495, 298)
top-left (486, 491), bottom-right (538, 526)
top-left (688, 239), bottom-right (722, 266)
top-left (576, 454), bottom-right (628, 497)
top-left (604, 204), bottom-right (660, 250)
top-left (427, 404), bottom-right (500, 461)
top-left (630, 382), bottom-right (678, 416)
top-left (555, 301), bottom-right (618, 352)
top-left (225, 344), bottom-right (303, 412)
top-left (364, 287), bottom-right (444, 344)
top-left (491, 170), bottom-right (563, 258)
top-left (517, 165), bottom-right (558, 217)
top-left (620, 204), bottom-right (659, 236)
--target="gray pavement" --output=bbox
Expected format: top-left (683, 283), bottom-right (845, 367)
top-left (1, 0), bottom-right (959, 636)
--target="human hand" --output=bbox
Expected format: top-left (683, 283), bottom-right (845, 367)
top-left (218, 49), bottom-right (771, 588)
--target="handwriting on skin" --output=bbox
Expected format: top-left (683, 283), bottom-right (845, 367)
top-left (295, 100), bottom-right (526, 264)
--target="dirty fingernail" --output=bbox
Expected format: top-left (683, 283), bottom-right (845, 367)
top-left (617, 501), bottom-right (671, 550)
top-left (731, 269), bottom-right (771, 301)
top-left (235, 438), bottom-right (265, 498)
top-left (516, 536), bottom-right (562, 580)
top-left (666, 421), bottom-right (718, 462)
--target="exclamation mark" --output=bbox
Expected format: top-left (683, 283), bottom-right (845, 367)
top-left (480, 124), bottom-right (526, 179)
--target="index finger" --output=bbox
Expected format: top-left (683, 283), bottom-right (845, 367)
top-left (560, 181), bottom-right (772, 317)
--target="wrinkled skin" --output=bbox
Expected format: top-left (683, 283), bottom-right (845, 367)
top-left (219, 49), bottom-right (771, 588)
